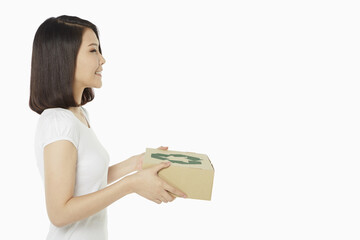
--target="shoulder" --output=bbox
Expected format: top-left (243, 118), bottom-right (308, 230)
top-left (39, 108), bottom-right (74, 123)
top-left (38, 108), bottom-right (77, 132)
top-left (36, 108), bottom-right (80, 148)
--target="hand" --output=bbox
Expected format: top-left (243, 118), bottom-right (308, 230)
top-left (127, 161), bottom-right (187, 204)
top-left (133, 146), bottom-right (168, 172)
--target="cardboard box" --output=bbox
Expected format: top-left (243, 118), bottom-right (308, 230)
top-left (143, 148), bottom-right (214, 201)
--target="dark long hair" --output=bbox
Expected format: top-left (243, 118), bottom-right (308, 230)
top-left (29, 15), bottom-right (102, 114)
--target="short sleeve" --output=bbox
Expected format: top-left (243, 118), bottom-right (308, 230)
top-left (36, 109), bottom-right (80, 149)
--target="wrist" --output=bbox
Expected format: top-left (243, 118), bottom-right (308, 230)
top-left (120, 156), bottom-right (137, 174)
top-left (132, 153), bottom-right (144, 172)
top-left (123, 174), bottom-right (136, 195)
top-left (128, 155), bottom-right (139, 172)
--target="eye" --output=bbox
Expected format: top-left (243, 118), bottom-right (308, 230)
top-left (90, 49), bottom-right (97, 53)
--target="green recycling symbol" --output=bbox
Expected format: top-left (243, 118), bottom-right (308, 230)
top-left (151, 153), bottom-right (202, 165)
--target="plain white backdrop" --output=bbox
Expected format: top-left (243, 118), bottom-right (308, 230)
top-left (1, 0), bottom-right (359, 239)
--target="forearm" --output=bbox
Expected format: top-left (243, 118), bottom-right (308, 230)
top-left (107, 156), bottom-right (137, 184)
top-left (50, 176), bottom-right (133, 227)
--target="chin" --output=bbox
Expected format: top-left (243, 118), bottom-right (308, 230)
top-left (93, 80), bottom-right (102, 88)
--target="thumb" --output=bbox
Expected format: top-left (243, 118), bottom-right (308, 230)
top-left (152, 161), bottom-right (171, 173)
top-left (157, 146), bottom-right (169, 150)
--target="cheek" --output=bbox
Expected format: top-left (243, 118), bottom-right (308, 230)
top-left (75, 53), bottom-right (99, 83)
top-left (86, 58), bottom-right (99, 74)
top-left (76, 60), bottom-right (96, 78)
top-left (75, 65), bottom-right (87, 81)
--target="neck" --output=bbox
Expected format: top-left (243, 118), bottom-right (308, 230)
top-left (73, 85), bottom-right (85, 107)
top-left (68, 106), bottom-right (81, 114)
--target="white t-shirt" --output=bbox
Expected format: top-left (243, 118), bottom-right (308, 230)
top-left (35, 107), bottom-right (110, 240)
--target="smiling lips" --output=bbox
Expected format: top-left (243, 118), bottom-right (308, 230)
top-left (95, 71), bottom-right (102, 76)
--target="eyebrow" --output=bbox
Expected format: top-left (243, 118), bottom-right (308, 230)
top-left (88, 43), bottom-right (98, 47)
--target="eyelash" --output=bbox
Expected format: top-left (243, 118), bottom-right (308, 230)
top-left (90, 49), bottom-right (97, 53)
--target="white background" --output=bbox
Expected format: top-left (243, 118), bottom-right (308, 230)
top-left (1, 0), bottom-right (359, 239)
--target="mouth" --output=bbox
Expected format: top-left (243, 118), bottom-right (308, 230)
top-left (95, 71), bottom-right (102, 76)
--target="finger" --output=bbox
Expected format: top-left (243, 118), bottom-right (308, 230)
top-left (164, 183), bottom-right (187, 198)
top-left (154, 199), bottom-right (162, 204)
top-left (162, 190), bottom-right (175, 202)
top-left (159, 195), bottom-right (168, 203)
top-left (157, 146), bottom-right (168, 150)
top-left (152, 161), bottom-right (171, 173)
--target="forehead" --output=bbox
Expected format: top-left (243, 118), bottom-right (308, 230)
top-left (82, 28), bottom-right (99, 44)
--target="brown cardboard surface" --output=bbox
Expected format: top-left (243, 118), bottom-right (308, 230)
top-left (143, 148), bottom-right (214, 200)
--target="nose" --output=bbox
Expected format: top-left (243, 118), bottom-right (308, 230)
top-left (99, 53), bottom-right (106, 65)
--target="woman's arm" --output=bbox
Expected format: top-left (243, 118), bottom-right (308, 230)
top-left (107, 146), bottom-right (168, 185)
top-left (107, 157), bottom-right (137, 185)
top-left (44, 141), bottom-right (184, 227)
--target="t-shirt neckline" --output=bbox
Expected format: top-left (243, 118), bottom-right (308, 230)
top-left (64, 108), bottom-right (91, 129)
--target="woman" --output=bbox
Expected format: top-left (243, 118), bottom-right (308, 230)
top-left (29, 15), bottom-right (186, 240)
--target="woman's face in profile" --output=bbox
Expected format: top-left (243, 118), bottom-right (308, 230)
top-left (74, 28), bottom-right (106, 90)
